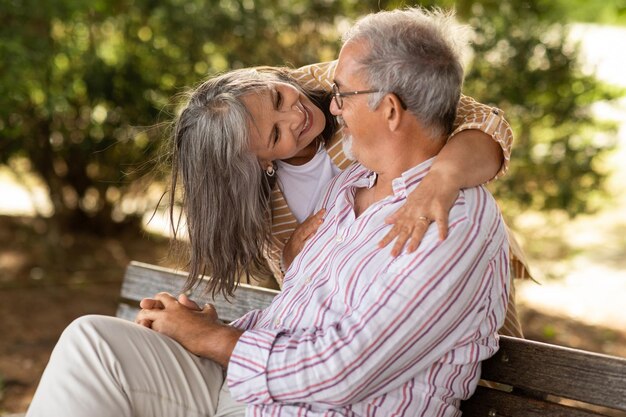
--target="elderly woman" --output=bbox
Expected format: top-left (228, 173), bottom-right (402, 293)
top-left (170, 62), bottom-right (528, 338)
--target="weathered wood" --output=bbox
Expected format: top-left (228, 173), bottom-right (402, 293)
top-left (461, 386), bottom-right (613, 417)
top-left (479, 336), bottom-right (626, 411)
top-left (116, 261), bottom-right (278, 323)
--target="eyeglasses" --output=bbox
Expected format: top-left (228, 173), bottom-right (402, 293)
top-left (331, 83), bottom-right (380, 109)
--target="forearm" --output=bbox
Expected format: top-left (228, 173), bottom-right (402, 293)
top-left (430, 129), bottom-right (503, 189)
top-left (197, 324), bottom-right (243, 369)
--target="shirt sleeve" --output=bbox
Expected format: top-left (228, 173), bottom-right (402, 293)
top-left (289, 61), bottom-right (337, 91)
top-left (229, 309), bottom-right (263, 331)
top-left (450, 95), bottom-right (513, 179)
top-left (227, 193), bottom-right (509, 407)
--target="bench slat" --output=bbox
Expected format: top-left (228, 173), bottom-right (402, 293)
top-left (117, 261), bottom-right (278, 323)
top-left (481, 336), bottom-right (626, 411)
top-left (461, 386), bottom-right (611, 417)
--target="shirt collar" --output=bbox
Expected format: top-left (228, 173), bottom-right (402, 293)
top-left (392, 157), bottom-right (436, 197)
top-left (350, 157), bottom-right (436, 198)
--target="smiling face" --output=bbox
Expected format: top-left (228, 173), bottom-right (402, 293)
top-left (243, 81), bottom-right (327, 165)
top-left (330, 40), bottom-right (386, 169)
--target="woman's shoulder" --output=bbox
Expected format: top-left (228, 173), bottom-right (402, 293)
top-left (289, 61), bottom-right (337, 90)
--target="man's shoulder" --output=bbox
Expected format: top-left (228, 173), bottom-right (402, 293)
top-left (456, 185), bottom-right (505, 240)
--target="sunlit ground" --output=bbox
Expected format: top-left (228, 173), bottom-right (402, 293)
top-left (1, 23), bottom-right (625, 335)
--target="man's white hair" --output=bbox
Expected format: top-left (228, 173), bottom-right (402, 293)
top-left (342, 7), bottom-right (470, 139)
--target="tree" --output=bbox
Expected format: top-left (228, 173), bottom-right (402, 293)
top-left (0, 0), bottom-right (371, 234)
top-left (0, 0), bottom-right (621, 235)
top-left (458, 0), bottom-right (622, 217)
top-left (412, 0), bottom-right (622, 217)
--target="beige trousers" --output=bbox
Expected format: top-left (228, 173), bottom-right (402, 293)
top-left (26, 315), bottom-right (246, 417)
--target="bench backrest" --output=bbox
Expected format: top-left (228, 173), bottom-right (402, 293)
top-left (116, 261), bottom-right (279, 322)
top-left (118, 261), bottom-right (626, 416)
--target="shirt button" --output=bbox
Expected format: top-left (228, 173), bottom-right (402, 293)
top-left (336, 235), bottom-right (344, 243)
top-left (274, 318), bottom-right (281, 327)
top-left (304, 276), bottom-right (312, 284)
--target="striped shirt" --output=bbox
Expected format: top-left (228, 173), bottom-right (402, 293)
top-left (228, 158), bottom-right (511, 417)
top-left (262, 61), bottom-right (530, 291)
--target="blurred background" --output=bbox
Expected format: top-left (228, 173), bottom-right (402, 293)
top-left (1, 0), bottom-right (625, 413)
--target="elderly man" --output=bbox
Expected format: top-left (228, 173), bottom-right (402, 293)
top-left (27, 7), bottom-right (509, 417)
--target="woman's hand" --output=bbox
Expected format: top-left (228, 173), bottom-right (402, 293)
top-left (379, 128), bottom-right (503, 257)
top-left (378, 169), bottom-right (459, 257)
top-left (282, 209), bottom-right (325, 271)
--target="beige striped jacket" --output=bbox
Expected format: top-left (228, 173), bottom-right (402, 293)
top-left (260, 61), bottom-right (528, 338)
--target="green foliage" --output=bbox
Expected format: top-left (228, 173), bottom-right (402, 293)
top-left (0, 0), bottom-right (622, 232)
top-left (0, 0), bottom-right (372, 232)
top-left (457, 0), bottom-right (622, 216)
top-left (546, 0), bottom-right (626, 25)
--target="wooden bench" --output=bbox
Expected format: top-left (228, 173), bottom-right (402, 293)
top-left (118, 261), bottom-right (626, 417)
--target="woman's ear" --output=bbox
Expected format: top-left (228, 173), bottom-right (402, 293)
top-left (257, 158), bottom-right (270, 169)
top-left (259, 159), bottom-right (275, 176)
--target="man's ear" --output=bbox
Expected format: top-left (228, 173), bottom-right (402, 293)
top-left (382, 93), bottom-right (404, 132)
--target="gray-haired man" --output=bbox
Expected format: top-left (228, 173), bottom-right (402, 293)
top-left (27, 7), bottom-right (509, 417)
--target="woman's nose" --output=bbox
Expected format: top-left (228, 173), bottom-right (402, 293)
top-left (280, 103), bottom-right (303, 127)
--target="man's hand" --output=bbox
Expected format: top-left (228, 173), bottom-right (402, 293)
top-left (135, 292), bottom-right (243, 368)
top-left (136, 294), bottom-right (200, 328)
top-left (283, 209), bottom-right (325, 270)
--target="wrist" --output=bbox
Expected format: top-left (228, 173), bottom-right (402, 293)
top-left (428, 158), bottom-right (464, 190)
top-left (200, 323), bottom-right (244, 369)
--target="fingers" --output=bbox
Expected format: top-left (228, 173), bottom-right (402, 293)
top-left (379, 213), bottom-right (433, 256)
top-left (284, 209), bottom-right (326, 270)
top-left (406, 224), bottom-right (429, 253)
top-left (135, 318), bottom-right (153, 328)
top-left (299, 209), bottom-right (325, 239)
top-left (202, 303), bottom-right (219, 321)
top-left (135, 307), bottom-right (159, 327)
top-left (139, 298), bottom-right (164, 310)
top-left (153, 292), bottom-right (177, 307)
top-left (435, 214), bottom-right (449, 241)
top-left (378, 223), bottom-right (400, 249)
top-left (390, 227), bottom-right (411, 257)
top-left (178, 294), bottom-right (201, 311)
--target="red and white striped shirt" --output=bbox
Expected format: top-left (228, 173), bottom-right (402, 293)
top-left (228, 158), bottom-right (510, 417)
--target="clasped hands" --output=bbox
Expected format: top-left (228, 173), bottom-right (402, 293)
top-left (135, 292), bottom-right (242, 368)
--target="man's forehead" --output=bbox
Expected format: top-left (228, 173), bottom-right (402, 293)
top-left (335, 40), bottom-right (368, 87)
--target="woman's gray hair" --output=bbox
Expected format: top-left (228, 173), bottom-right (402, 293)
top-left (170, 68), bottom-right (277, 297)
top-left (170, 67), bottom-right (335, 297)
top-left (342, 7), bottom-right (469, 139)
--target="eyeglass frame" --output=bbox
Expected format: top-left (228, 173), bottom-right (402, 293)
top-left (331, 83), bottom-right (380, 109)
top-left (330, 83), bottom-right (407, 110)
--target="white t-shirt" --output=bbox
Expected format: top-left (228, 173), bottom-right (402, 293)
top-left (276, 146), bottom-right (341, 223)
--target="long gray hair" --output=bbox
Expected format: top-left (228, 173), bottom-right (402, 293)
top-left (170, 68), bottom-right (334, 297)
top-left (343, 7), bottom-right (469, 139)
